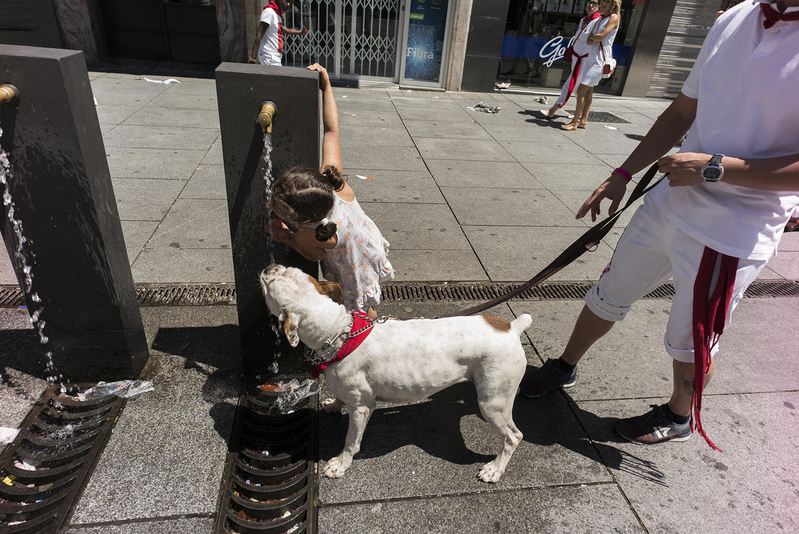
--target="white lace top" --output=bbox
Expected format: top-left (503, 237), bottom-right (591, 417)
top-left (321, 195), bottom-right (394, 311)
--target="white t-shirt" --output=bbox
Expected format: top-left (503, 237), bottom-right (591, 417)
top-left (648, 0), bottom-right (799, 260)
top-left (257, 7), bottom-right (283, 66)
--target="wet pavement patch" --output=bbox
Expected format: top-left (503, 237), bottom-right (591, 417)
top-left (0, 384), bottom-right (125, 533)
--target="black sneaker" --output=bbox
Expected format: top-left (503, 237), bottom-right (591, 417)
top-left (519, 358), bottom-right (577, 398)
top-left (615, 404), bottom-right (692, 444)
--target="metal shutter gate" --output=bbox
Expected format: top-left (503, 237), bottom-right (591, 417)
top-left (646, 0), bottom-right (721, 98)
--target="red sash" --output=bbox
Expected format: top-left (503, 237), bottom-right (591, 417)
top-left (691, 247), bottom-right (738, 451)
top-left (557, 12), bottom-right (601, 109)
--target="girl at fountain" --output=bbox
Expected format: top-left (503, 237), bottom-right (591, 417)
top-left (267, 63), bottom-right (394, 319)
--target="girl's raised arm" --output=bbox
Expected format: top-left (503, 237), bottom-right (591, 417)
top-left (307, 64), bottom-right (342, 173)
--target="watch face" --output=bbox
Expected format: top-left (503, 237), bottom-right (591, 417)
top-left (703, 167), bottom-right (722, 181)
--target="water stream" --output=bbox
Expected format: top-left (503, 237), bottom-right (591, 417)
top-left (0, 125), bottom-right (62, 389)
top-left (262, 132), bottom-right (282, 375)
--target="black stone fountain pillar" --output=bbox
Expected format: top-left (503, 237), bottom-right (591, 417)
top-left (215, 64), bottom-right (320, 376)
top-left (0, 45), bottom-right (148, 381)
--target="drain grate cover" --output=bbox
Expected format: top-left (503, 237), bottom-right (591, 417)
top-left (0, 384), bottom-right (125, 533)
top-left (1, 280), bottom-right (798, 309)
top-left (216, 380), bottom-right (317, 534)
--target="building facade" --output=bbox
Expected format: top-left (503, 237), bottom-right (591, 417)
top-left (5, 0), bottom-right (723, 97)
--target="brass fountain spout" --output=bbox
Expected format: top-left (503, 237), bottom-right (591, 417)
top-left (0, 84), bottom-right (19, 105)
top-left (258, 101), bottom-right (277, 134)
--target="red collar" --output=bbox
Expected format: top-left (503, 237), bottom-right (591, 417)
top-left (312, 311), bottom-right (374, 378)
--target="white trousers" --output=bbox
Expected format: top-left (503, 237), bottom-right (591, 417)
top-left (585, 197), bottom-right (767, 363)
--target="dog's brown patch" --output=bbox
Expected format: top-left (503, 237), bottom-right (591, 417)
top-left (482, 315), bottom-right (511, 332)
top-left (306, 274), bottom-right (344, 304)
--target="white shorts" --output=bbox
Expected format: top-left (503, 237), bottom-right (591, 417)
top-left (259, 52), bottom-right (282, 66)
top-left (585, 196), bottom-right (767, 363)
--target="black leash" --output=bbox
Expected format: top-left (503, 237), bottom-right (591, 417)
top-left (440, 163), bottom-right (665, 318)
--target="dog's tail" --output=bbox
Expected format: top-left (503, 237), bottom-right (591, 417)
top-left (510, 314), bottom-right (533, 337)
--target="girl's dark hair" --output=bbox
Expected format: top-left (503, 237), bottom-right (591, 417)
top-left (270, 165), bottom-right (345, 242)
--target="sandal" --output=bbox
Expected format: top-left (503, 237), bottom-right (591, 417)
top-left (561, 122), bottom-right (578, 131)
top-left (577, 120), bottom-right (587, 129)
top-left (539, 110), bottom-right (556, 121)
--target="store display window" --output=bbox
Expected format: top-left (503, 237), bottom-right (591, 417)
top-left (498, 0), bottom-right (647, 94)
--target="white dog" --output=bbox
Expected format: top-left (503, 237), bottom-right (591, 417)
top-left (260, 264), bottom-right (532, 483)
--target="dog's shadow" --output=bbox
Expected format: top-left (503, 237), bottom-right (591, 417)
top-left (318, 379), bottom-right (667, 486)
top-left (318, 382), bottom-right (495, 466)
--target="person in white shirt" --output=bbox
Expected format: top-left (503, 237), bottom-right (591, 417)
top-left (520, 0), bottom-right (799, 450)
top-left (249, 0), bottom-right (308, 66)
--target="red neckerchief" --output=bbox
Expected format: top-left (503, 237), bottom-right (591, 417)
top-left (312, 310), bottom-right (374, 378)
top-left (265, 1), bottom-right (285, 53)
top-left (557, 12), bottom-right (601, 110)
top-left (760, 2), bottom-right (799, 29)
top-left (691, 247), bottom-right (738, 451)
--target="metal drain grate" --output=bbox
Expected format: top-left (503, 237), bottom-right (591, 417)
top-left (0, 384), bottom-right (125, 533)
top-left (215, 380), bottom-right (317, 534)
top-left (1, 280), bottom-right (798, 309)
top-left (135, 283), bottom-right (236, 306)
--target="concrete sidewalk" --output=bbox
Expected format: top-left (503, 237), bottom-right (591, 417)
top-left (1, 71), bottom-right (798, 533)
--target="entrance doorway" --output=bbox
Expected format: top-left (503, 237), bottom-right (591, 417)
top-left (282, 0), bottom-right (453, 88)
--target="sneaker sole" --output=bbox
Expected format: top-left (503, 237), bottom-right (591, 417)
top-left (616, 429), bottom-right (692, 444)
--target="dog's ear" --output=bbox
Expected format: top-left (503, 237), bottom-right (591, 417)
top-left (283, 308), bottom-right (300, 347)
top-left (317, 281), bottom-right (344, 305)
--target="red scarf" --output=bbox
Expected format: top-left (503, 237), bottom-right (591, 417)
top-left (557, 12), bottom-right (602, 109)
top-left (265, 1), bottom-right (285, 54)
top-left (760, 2), bottom-right (799, 29)
top-left (312, 311), bottom-right (374, 378)
top-left (691, 247), bottom-right (738, 452)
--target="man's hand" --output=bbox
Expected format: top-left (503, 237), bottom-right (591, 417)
top-left (576, 174), bottom-right (628, 222)
top-left (659, 152), bottom-right (709, 187)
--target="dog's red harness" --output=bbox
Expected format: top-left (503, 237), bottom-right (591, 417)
top-left (312, 310), bottom-right (375, 378)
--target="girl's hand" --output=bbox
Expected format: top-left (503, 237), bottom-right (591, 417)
top-left (266, 218), bottom-right (292, 242)
top-left (307, 63), bottom-right (330, 90)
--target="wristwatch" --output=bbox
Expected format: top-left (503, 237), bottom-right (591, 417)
top-left (700, 154), bottom-right (725, 182)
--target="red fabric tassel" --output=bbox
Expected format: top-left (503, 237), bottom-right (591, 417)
top-left (691, 247), bottom-right (738, 452)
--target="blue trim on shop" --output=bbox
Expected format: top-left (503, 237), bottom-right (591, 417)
top-left (500, 35), bottom-right (631, 66)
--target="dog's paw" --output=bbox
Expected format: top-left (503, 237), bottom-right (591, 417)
top-left (322, 456), bottom-right (350, 478)
top-left (321, 397), bottom-right (344, 413)
top-left (477, 461), bottom-right (504, 483)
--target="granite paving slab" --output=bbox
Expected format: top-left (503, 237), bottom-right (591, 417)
top-left (69, 307), bottom-right (241, 525)
top-left (112, 178), bottom-right (188, 220)
top-left (577, 394), bottom-right (799, 534)
top-left (130, 247), bottom-right (235, 284)
top-left (347, 169), bottom-right (446, 204)
top-left (463, 226), bottom-right (616, 282)
top-left (105, 147), bottom-right (210, 180)
top-left (414, 138), bottom-right (515, 162)
top-left (387, 249), bottom-right (487, 281)
top-left (360, 202), bottom-right (472, 251)
top-left (425, 159), bottom-right (545, 189)
top-left (318, 483), bottom-right (645, 534)
top-left (442, 186), bottom-right (580, 227)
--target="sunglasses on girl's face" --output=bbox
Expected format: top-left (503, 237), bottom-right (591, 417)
top-left (586, 2), bottom-right (598, 6)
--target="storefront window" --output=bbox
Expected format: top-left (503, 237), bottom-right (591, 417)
top-left (498, 0), bottom-right (647, 94)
